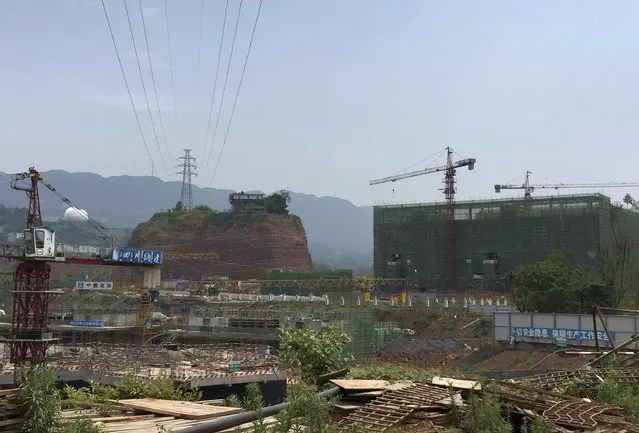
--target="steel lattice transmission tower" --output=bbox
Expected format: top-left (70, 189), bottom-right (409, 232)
top-left (177, 148), bottom-right (197, 210)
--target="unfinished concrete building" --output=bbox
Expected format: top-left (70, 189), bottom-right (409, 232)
top-left (374, 194), bottom-right (639, 291)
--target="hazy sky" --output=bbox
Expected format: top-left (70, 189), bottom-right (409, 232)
top-left (2, 0), bottom-right (639, 207)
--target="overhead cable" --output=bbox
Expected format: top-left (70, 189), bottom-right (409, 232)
top-left (194, 0), bottom-right (205, 103)
top-left (201, 0), bottom-right (231, 163)
top-left (209, 0), bottom-right (264, 184)
top-left (99, 0), bottom-right (156, 174)
top-left (138, 0), bottom-right (172, 162)
top-left (203, 0), bottom-right (244, 169)
top-left (123, 0), bottom-right (167, 172)
top-left (164, 0), bottom-right (181, 148)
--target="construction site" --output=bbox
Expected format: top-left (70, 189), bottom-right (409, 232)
top-left (1, 155), bottom-right (639, 432)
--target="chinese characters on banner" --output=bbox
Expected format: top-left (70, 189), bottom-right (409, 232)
top-left (512, 327), bottom-right (615, 342)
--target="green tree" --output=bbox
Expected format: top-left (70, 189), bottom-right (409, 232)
top-left (264, 191), bottom-right (291, 214)
top-left (624, 193), bottom-right (638, 210)
top-left (600, 204), bottom-right (636, 307)
top-left (279, 325), bottom-right (352, 383)
top-left (506, 252), bottom-right (617, 313)
top-left (506, 251), bottom-right (580, 313)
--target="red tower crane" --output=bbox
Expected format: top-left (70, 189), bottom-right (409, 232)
top-left (0, 167), bottom-right (163, 366)
top-left (370, 147), bottom-right (476, 290)
top-left (495, 171), bottom-right (639, 198)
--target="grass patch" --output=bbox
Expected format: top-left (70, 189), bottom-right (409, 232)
top-left (460, 392), bottom-right (512, 433)
top-left (347, 363), bottom-right (482, 382)
top-left (590, 379), bottom-right (639, 421)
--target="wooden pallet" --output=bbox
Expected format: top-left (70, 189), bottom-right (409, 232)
top-left (0, 389), bottom-right (22, 433)
top-left (338, 383), bottom-right (450, 432)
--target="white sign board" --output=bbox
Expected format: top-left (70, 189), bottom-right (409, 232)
top-left (75, 281), bottom-right (113, 290)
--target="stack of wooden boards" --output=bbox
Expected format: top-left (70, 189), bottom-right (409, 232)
top-left (61, 399), bottom-right (252, 433)
top-left (0, 389), bottom-right (22, 433)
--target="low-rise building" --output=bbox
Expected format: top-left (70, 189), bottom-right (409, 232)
top-left (230, 191), bottom-right (265, 212)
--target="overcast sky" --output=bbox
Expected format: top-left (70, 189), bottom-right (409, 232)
top-left (1, 0), bottom-right (639, 207)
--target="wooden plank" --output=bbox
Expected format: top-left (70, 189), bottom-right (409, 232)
top-left (343, 391), bottom-right (384, 399)
top-left (333, 402), bottom-right (365, 411)
top-left (330, 380), bottom-right (390, 391)
top-left (91, 414), bottom-right (158, 423)
top-left (115, 399), bottom-right (243, 420)
top-left (431, 376), bottom-right (481, 391)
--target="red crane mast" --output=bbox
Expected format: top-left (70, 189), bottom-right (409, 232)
top-left (0, 167), bottom-right (162, 366)
top-left (370, 147), bottom-right (476, 290)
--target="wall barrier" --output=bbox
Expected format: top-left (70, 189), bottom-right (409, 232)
top-left (493, 312), bottom-right (639, 348)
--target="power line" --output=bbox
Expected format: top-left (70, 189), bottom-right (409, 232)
top-left (99, 0), bottom-right (155, 173)
top-left (138, 0), bottom-right (172, 162)
top-left (209, 0), bottom-right (264, 185)
top-left (201, 0), bottom-right (230, 162)
top-left (194, 0), bottom-right (205, 102)
top-left (123, 0), bottom-right (167, 172)
top-left (164, 0), bottom-right (181, 148)
top-left (203, 0), bottom-right (244, 169)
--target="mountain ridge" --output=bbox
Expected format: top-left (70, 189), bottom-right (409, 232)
top-left (0, 170), bottom-right (373, 272)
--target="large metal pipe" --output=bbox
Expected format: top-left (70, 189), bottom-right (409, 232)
top-left (174, 387), bottom-right (341, 433)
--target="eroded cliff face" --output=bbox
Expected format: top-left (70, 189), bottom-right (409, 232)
top-left (128, 210), bottom-right (312, 280)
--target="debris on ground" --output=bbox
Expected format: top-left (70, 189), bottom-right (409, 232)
top-left (330, 373), bottom-right (639, 432)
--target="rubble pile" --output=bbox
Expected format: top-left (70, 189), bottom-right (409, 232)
top-left (331, 371), bottom-right (639, 432)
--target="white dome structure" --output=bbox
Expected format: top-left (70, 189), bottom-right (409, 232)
top-left (63, 207), bottom-right (89, 222)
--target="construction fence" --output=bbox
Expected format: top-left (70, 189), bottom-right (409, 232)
top-left (326, 291), bottom-right (518, 315)
top-left (494, 312), bottom-right (639, 348)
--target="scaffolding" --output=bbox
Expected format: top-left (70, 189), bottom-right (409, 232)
top-left (0, 342), bottom-right (279, 379)
top-left (374, 193), bottom-right (639, 291)
top-left (340, 311), bottom-right (404, 360)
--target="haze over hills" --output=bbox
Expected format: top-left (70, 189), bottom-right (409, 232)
top-left (0, 170), bottom-right (373, 273)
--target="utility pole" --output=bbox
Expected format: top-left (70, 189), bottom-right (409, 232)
top-left (177, 149), bottom-right (197, 210)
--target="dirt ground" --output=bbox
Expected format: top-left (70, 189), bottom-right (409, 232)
top-left (469, 349), bottom-right (595, 371)
top-left (373, 308), bottom-right (490, 339)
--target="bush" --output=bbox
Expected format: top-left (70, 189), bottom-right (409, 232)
top-left (63, 374), bottom-right (201, 416)
top-left (19, 364), bottom-right (61, 433)
top-left (279, 325), bottom-right (352, 383)
top-left (460, 393), bottom-right (512, 433)
top-left (273, 381), bottom-right (342, 433)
